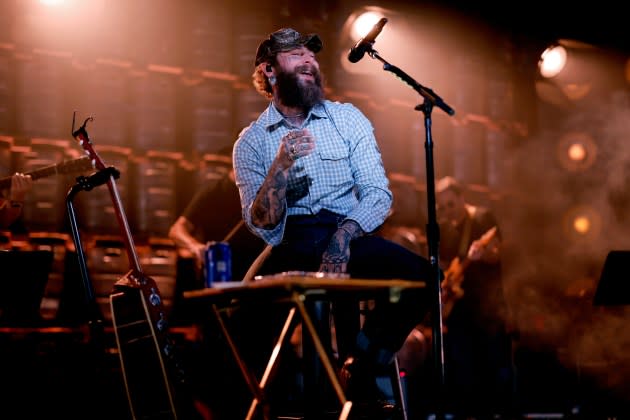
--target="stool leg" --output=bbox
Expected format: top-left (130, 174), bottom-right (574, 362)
top-left (374, 357), bottom-right (409, 419)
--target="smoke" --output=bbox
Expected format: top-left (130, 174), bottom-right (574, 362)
top-left (503, 91), bottom-right (630, 400)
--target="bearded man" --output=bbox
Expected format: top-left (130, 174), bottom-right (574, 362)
top-left (231, 27), bottom-right (434, 418)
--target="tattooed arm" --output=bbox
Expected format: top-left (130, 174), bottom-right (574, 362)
top-left (319, 220), bottom-right (364, 273)
top-left (250, 128), bottom-right (315, 229)
top-left (250, 160), bottom-right (290, 229)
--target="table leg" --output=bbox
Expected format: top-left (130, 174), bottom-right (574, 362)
top-left (246, 307), bottom-right (298, 420)
top-left (293, 293), bottom-right (352, 420)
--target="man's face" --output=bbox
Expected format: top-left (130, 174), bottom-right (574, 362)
top-left (275, 46), bottom-right (324, 108)
top-left (436, 189), bottom-right (467, 227)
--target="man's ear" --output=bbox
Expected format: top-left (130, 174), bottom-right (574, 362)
top-left (260, 62), bottom-right (273, 77)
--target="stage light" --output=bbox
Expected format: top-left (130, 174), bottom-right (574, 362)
top-left (39, 0), bottom-right (68, 6)
top-left (539, 44), bottom-right (567, 79)
top-left (536, 39), bottom-right (626, 107)
top-left (573, 215), bottom-right (590, 235)
top-left (351, 10), bottom-right (384, 41)
top-left (337, 5), bottom-right (395, 76)
top-left (538, 39), bottom-right (598, 79)
top-left (567, 143), bottom-right (586, 162)
top-left (556, 131), bottom-right (597, 172)
top-left (562, 204), bottom-right (602, 241)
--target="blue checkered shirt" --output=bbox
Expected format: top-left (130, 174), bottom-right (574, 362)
top-left (233, 100), bottom-right (392, 246)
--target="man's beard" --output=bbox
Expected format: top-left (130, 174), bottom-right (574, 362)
top-left (276, 65), bottom-right (324, 109)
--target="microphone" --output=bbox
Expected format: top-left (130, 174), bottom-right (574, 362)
top-left (347, 17), bottom-right (388, 63)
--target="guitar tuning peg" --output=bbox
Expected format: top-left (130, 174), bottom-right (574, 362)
top-left (163, 343), bottom-right (173, 357)
top-left (157, 317), bottom-right (168, 332)
top-left (149, 290), bottom-right (162, 306)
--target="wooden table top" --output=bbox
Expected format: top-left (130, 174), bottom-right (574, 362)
top-left (183, 272), bottom-right (427, 303)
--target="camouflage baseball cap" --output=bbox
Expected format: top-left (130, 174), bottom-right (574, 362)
top-left (254, 28), bottom-right (322, 66)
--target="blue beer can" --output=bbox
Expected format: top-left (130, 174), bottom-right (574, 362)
top-left (204, 241), bottom-right (232, 287)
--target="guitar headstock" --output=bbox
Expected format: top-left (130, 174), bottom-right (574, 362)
top-left (71, 114), bottom-right (106, 171)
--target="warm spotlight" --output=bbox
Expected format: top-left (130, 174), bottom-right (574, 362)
top-left (573, 215), bottom-right (591, 235)
top-left (39, 0), bottom-right (66, 5)
top-left (338, 5), bottom-right (395, 75)
top-left (539, 44), bottom-right (567, 78)
top-left (556, 131), bottom-right (597, 172)
top-left (351, 10), bottom-right (385, 41)
top-left (562, 205), bottom-right (601, 241)
top-left (536, 39), bottom-right (626, 107)
top-left (567, 143), bottom-right (586, 162)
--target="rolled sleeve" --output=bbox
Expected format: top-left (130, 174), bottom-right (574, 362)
top-left (233, 123), bottom-right (286, 246)
top-left (336, 104), bottom-right (392, 232)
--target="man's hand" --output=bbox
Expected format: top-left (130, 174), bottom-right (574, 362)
top-left (319, 228), bottom-right (351, 273)
top-left (467, 239), bottom-right (485, 261)
top-left (467, 235), bottom-right (500, 263)
top-left (282, 129), bottom-right (316, 165)
top-left (9, 172), bottom-right (33, 202)
top-left (319, 221), bottom-right (364, 274)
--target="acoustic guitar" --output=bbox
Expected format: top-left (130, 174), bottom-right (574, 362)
top-left (72, 117), bottom-right (186, 420)
top-left (441, 225), bottom-right (497, 321)
top-left (0, 156), bottom-right (93, 189)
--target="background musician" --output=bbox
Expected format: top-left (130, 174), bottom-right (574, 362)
top-left (434, 175), bottom-right (514, 419)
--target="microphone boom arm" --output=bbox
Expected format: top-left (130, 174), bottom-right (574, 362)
top-left (370, 50), bottom-right (455, 116)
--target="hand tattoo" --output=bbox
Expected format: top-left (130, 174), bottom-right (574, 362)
top-left (319, 220), bottom-right (364, 273)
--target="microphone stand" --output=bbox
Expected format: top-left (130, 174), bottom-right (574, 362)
top-left (363, 46), bottom-right (455, 418)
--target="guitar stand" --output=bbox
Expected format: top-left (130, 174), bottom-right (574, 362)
top-left (65, 166), bottom-right (121, 346)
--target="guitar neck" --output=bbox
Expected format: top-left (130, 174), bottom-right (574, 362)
top-left (0, 156), bottom-right (93, 191)
top-left (72, 123), bottom-right (142, 273)
top-left (0, 164), bottom-right (61, 190)
top-left (458, 256), bottom-right (472, 273)
top-left (105, 176), bottom-right (142, 273)
top-left (460, 225), bottom-right (498, 270)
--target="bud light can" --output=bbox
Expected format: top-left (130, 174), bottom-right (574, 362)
top-left (204, 241), bottom-right (232, 287)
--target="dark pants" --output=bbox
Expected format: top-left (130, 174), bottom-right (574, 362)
top-left (259, 210), bottom-right (433, 362)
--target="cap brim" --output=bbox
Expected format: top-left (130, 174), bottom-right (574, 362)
top-left (255, 32), bottom-right (322, 66)
top-left (302, 34), bottom-right (322, 54)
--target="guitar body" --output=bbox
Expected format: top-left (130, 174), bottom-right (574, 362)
top-left (110, 270), bottom-right (179, 420)
top-left (441, 257), bottom-right (465, 320)
top-left (441, 226), bottom-right (498, 321)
